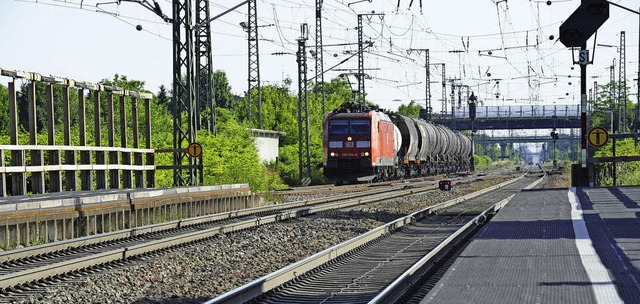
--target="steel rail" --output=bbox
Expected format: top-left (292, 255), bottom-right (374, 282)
top-left (0, 181), bottom-right (413, 264)
top-left (0, 175), bottom-right (486, 290)
top-left (204, 172), bottom-right (531, 304)
top-left (369, 194), bottom-right (517, 304)
top-left (1, 173), bottom-right (496, 264)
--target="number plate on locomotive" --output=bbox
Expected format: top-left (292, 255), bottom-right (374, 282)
top-left (345, 142), bottom-right (354, 147)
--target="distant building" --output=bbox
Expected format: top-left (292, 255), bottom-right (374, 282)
top-left (249, 129), bottom-right (286, 164)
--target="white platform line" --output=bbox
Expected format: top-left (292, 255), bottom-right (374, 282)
top-left (568, 187), bottom-right (623, 304)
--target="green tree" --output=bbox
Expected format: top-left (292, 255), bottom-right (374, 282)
top-left (398, 100), bottom-right (423, 118)
top-left (213, 70), bottom-right (234, 108)
top-left (157, 85), bottom-right (171, 108)
top-left (0, 84), bottom-right (8, 133)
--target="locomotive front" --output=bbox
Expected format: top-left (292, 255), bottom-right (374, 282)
top-left (322, 108), bottom-right (398, 184)
top-left (323, 112), bottom-right (375, 183)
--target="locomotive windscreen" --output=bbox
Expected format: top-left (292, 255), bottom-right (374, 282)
top-left (328, 119), bottom-right (370, 135)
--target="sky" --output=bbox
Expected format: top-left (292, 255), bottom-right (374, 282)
top-left (1, 0), bottom-right (639, 117)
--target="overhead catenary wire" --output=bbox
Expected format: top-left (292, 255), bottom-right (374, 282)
top-left (10, 0), bottom-right (637, 108)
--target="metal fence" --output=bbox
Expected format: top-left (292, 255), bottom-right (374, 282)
top-left (446, 105), bottom-right (581, 119)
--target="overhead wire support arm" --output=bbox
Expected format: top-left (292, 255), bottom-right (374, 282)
top-left (348, 0), bottom-right (372, 7)
top-left (308, 43), bottom-right (374, 83)
top-left (194, 0), bottom-right (249, 28)
top-left (115, 0), bottom-right (172, 22)
top-left (606, 1), bottom-right (639, 15)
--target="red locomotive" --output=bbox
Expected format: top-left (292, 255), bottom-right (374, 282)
top-left (323, 102), bottom-right (472, 184)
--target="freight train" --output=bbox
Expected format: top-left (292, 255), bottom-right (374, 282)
top-left (322, 102), bottom-right (473, 184)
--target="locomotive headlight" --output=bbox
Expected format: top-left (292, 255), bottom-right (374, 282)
top-left (347, 136), bottom-right (352, 141)
top-left (330, 152), bottom-right (336, 157)
top-left (364, 152), bottom-right (369, 157)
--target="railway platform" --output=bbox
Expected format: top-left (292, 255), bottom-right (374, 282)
top-left (423, 187), bottom-right (640, 303)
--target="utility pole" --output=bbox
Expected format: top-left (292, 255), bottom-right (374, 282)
top-left (619, 31), bottom-right (626, 132)
top-left (195, 0), bottom-right (215, 134)
top-left (450, 80), bottom-right (456, 116)
top-left (426, 50), bottom-right (431, 120)
top-left (409, 48), bottom-right (431, 120)
top-left (637, 7), bottom-right (640, 136)
top-left (172, 0), bottom-right (199, 186)
top-left (297, 24), bottom-right (311, 186)
top-left (247, 0), bottom-right (262, 128)
top-left (441, 63), bottom-right (446, 115)
top-left (121, 0), bottom-right (257, 186)
top-left (610, 59), bottom-right (616, 132)
top-left (449, 49), bottom-right (465, 80)
top-left (449, 79), bottom-right (461, 115)
top-left (356, 13), bottom-right (383, 107)
top-left (315, 0), bottom-right (325, 115)
top-left (357, 14), bottom-right (364, 107)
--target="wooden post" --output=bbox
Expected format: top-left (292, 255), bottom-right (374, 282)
top-left (8, 81), bottom-right (26, 195)
top-left (145, 98), bottom-right (155, 188)
top-left (28, 82), bottom-right (44, 194)
top-left (120, 95), bottom-right (132, 188)
top-left (107, 93), bottom-right (119, 189)
top-left (79, 89), bottom-right (92, 191)
top-left (94, 90), bottom-right (106, 189)
top-left (62, 86), bottom-right (77, 191)
top-left (132, 97), bottom-right (144, 188)
top-left (46, 83), bottom-right (61, 192)
top-left (1, 149), bottom-right (6, 197)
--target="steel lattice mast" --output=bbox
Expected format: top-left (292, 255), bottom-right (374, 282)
top-left (441, 63), bottom-right (446, 114)
top-left (172, 0), bottom-right (199, 186)
top-left (357, 14), bottom-right (365, 106)
top-left (195, 0), bottom-right (215, 134)
top-left (315, 0), bottom-right (325, 115)
top-left (247, 0), bottom-right (262, 128)
top-left (425, 49), bottom-right (431, 120)
top-left (410, 48), bottom-right (431, 120)
top-left (619, 31), bottom-right (626, 131)
top-left (356, 13), bottom-right (383, 107)
top-left (610, 59), bottom-right (616, 132)
top-left (297, 24), bottom-right (311, 186)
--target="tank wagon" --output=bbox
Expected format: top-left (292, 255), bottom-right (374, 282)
top-left (323, 102), bottom-right (472, 184)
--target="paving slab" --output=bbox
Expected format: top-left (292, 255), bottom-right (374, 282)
top-left (423, 187), bottom-right (640, 304)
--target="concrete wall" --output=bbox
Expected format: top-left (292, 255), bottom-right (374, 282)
top-left (250, 129), bottom-right (286, 164)
top-left (0, 184), bottom-right (260, 250)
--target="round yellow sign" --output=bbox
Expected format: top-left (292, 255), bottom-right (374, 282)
top-left (587, 127), bottom-right (609, 147)
top-left (187, 142), bottom-right (203, 158)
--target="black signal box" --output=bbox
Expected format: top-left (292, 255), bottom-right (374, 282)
top-left (559, 0), bottom-right (609, 48)
top-left (439, 180), bottom-right (452, 191)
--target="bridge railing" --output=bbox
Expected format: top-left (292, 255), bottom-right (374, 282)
top-left (1, 67), bottom-right (155, 197)
top-left (0, 145), bottom-right (155, 196)
top-left (434, 105), bottom-right (581, 119)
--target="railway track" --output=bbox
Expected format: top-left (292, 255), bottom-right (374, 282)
top-left (204, 169), bottom-right (544, 303)
top-left (266, 166), bottom-right (515, 202)
top-left (0, 171), bottom-right (502, 295)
